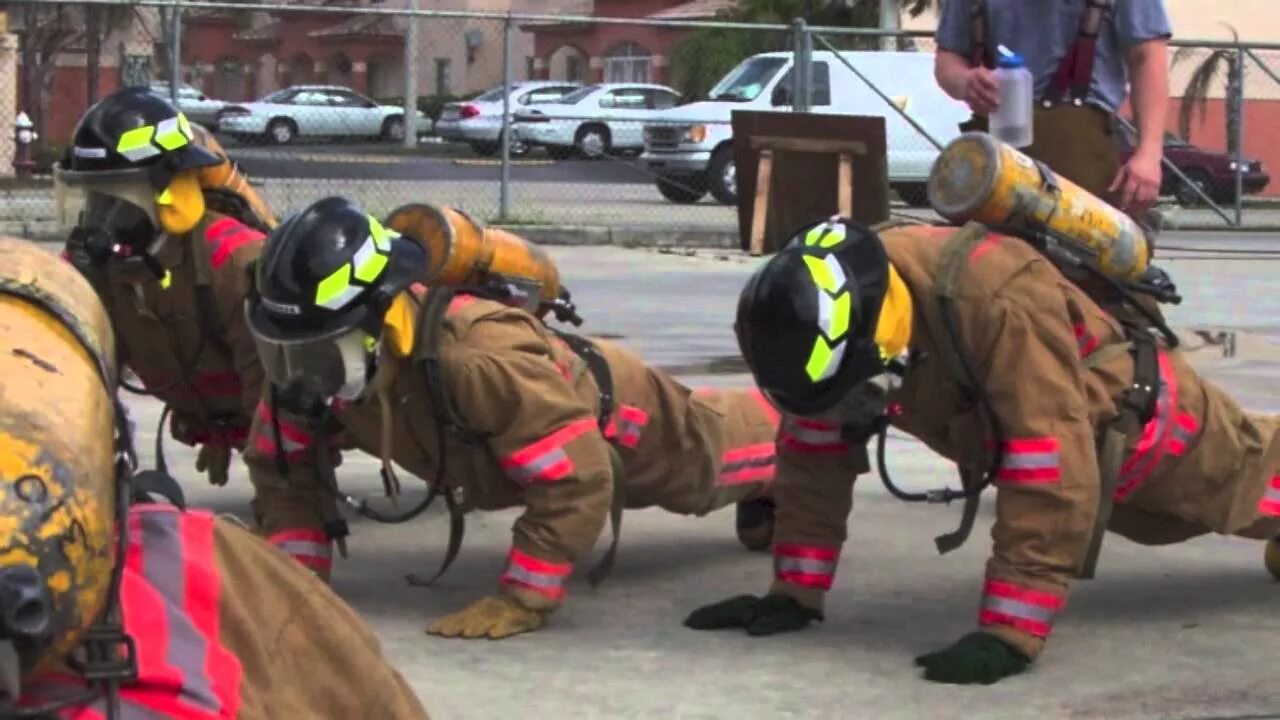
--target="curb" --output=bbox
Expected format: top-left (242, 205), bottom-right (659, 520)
top-left (492, 225), bottom-right (741, 249)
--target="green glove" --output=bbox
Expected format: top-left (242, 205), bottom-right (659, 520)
top-left (683, 594), bottom-right (821, 636)
top-left (914, 632), bottom-right (1031, 685)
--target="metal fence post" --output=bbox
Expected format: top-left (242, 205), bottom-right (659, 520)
top-left (499, 13), bottom-right (513, 222)
top-left (791, 18), bottom-right (811, 113)
top-left (169, 2), bottom-right (182, 106)
top-left (403, 0), bottom-right (419, 149)
top-left (1232, 46), bottom-right (1245, 226)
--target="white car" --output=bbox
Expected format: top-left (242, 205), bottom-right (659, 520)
top-left (436, 81), bottom-right (582, 157)
top-left (216, 85), bottom-right (428, 145)
top-left (149, 83), bottom-right (226, 127)
top-left (513, 83), bottom-right (684, 160)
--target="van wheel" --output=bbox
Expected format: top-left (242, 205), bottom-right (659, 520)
top-left (707, 146), bottom-right (737, 205)
top-left (656, 176), bottom-right (707, 204)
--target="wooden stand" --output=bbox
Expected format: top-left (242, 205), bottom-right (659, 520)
top-left (733, 112), bottom-right (890, 256)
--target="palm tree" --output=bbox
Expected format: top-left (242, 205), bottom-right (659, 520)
top-left (1173, 25), bottom-right (1244, 157)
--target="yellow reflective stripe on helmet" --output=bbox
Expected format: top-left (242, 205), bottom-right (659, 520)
top-left (315, 264), bottom-right (357, 310)
top-left (116, 125), bottom-right (161, 162)
top-left (352, 235), bottom-right (389, 283)
top-left (804, 223), bottom-right (846, 249)
top-left (819, 289), bottom-right (851, 341)
top-left (368, 215), bottom-right (396, 253)
top-left (802, 253), bottom-right (847, 293)
top-left (806, 334), bottom-right (846, 382)
top-left (154, 115), bottom-right (192, 152)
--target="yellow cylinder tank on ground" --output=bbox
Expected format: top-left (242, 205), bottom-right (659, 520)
top-left (383, 202), bottom-right (564, 309)
top-left (926, 132), bottom-right (1151, 282)
top-left (0, 237), bottom-right (118, 674)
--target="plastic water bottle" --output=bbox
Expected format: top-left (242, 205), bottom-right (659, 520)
top-left (991, 45), bottom-right (1033, 148)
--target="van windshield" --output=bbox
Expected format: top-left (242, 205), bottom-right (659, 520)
top-left (708, 57), bottom-right (788, 102)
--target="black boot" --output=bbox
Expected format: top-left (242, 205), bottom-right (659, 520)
top-left (735, 497), bottom-right (776, 552)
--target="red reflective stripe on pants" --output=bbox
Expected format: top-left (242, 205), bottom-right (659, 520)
top-left (1260, 475), bottom-right (1280, 517)
top-left (604, 404), bottom-right (649, 449)
top-left (780, 417), bottom-right (848, 454)
top-left (773, 543), bottom-right (839, 590)
top-left (500, 418), bottom-right (594, 484)
top-left (500, 548), bottom-right (571, 601)
top-left (978, 579), bottom-right (1065, 640)
top-left (268, 529), bottom-right (333, 571)
top-left (720, 443), bottom-right (775, 485)
top-left (996, 437), bottom-right (1061, 484)
top-left (1115, 351), bottom-right (1178, 501)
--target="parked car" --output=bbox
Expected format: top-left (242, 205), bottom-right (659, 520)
top-left (513, 83), bottom-right (685, 160)
top-left (640, 50), bottom-right (969, 205)
top-left (1114, 122), bottom-right (1270, 206)
top-left (436, 81), bottom-right (582, 157)
top-left (216, 85), bottom-right (428, 145)
top-left (149, 83), bottom-right (226, 127)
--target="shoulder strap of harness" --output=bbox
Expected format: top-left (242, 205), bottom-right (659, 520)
top-left (929, 221), bottom-right (1008, 554)
top-left (1044, 0), bottom-right (1115, 106)
top-left (969, 0), bottom-right (993, 69)
top-left (547, 328), bottom-right (625, 588)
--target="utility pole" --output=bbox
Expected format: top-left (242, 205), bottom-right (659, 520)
top-left (879, 0), bottom-right (900, 51)
top-left (402, 0), bottom-right (419, 149)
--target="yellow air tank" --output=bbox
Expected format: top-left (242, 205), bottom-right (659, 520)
top-left (927, 132), bottom-right (1151, 281)
top-left (0, 237), bottom-right (119, 675)
top-left (384, 202), bottom-right (566, 314)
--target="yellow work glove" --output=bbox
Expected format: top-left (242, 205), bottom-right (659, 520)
top-left (195, 443), bottom-right (232, 487)
top-left (425, 595), bottom-right (545, 640)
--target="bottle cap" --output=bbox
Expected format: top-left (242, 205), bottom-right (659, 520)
top-left (996, 45), bottom-right (1025, 69)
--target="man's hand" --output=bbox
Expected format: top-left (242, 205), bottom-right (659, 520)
top-left (914, 632), bottom-right (1031, 685)
top-left (683, 594), bottom-right (821, 636)
top-left (425, 595), bottom-right (545, 640)
top-left (962, 67), bottom-right (1000, 116)
top-left (1109, 145), bottom-right (1163, 215)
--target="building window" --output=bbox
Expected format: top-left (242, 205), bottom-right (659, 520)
top-left (526, 56), bottom-right (535, 79)
top-left (565, 55), bottom-right (583, 83)
top-left (604, 42), bottom-right (652, 84)
top-left (435, 58), bottom-right (451, 96)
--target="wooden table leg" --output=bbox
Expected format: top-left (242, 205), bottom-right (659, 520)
top-left (838, 153), bottom-right (853, 218)
top-left (749, 149), bottom-right (774, 256)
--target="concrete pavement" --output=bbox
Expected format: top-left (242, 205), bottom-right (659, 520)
top-left (105, 240), bottom-right (1280, 720)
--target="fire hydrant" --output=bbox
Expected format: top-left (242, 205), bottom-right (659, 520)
top-left (13, 112), bottom-right (37, 178)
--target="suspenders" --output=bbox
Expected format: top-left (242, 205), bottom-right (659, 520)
top-left (969, 0), bottom-right (1116, 106)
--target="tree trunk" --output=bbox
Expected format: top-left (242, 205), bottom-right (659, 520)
top-left (1226, 51), bottom-right (1243, 158)
top-left (86, 6), bottom-right (102, 105)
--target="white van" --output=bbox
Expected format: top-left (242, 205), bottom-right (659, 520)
top-left (640, 50), bottom-right (970, 206)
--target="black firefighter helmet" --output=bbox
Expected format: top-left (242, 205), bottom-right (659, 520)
top-left (57, 87), bottom-right (223, 261)
top-left (735, 218), bottom-right (902, 417)
top-left (246, 196), bottom-right (428, 400)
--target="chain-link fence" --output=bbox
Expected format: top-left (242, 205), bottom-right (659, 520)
top-left (4, 0), bottom-right (1280, 239)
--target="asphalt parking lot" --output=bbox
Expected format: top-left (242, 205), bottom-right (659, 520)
top-left (113, 240), bottom-right (1280, 720)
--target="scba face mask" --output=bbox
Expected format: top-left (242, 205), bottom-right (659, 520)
top-left (255, 327), bottom-right (379, 405)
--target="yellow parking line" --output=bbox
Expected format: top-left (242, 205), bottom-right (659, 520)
top-left (452, 159), bottom-right (556, 167)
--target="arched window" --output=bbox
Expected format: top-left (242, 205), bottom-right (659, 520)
top-left (604, 42), bottom-right (652, 84)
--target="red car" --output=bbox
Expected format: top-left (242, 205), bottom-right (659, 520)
top-left (1115, 121), bottom-right (1270, 206)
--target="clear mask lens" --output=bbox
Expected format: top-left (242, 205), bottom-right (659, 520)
top-left (254, 328), bottom-right (374, 403)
